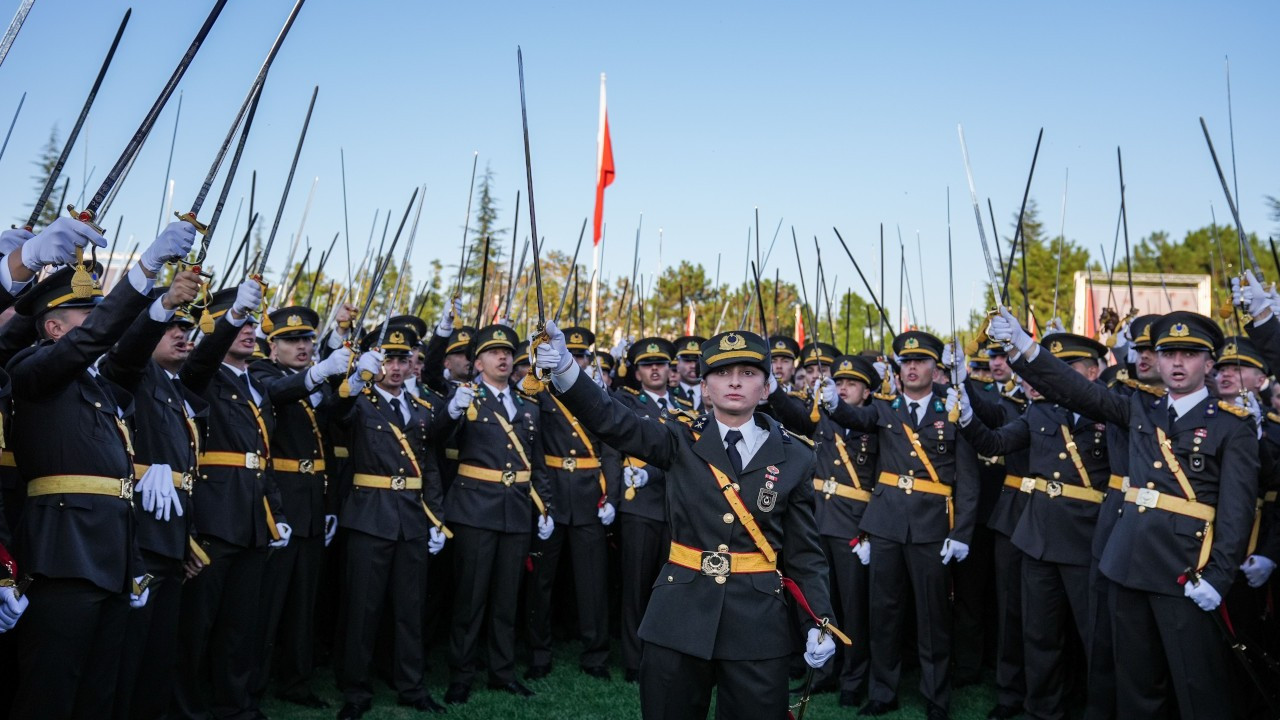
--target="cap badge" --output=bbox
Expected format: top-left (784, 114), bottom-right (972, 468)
top-left (1050, 340), bottom-right (1063, 354)
top-left (389, 331), bottom-right (405, 345)
top-left (1170, 323), bottom-right (1190, 338)
top-left (286, 314), bottom-right (303, 327)
top-left (569, 332), bottom-right (584, 344)
top-left (458, 332), bottom-right (471, 343)
top-left (839, 359), bottom-right (852, 371)
top-left (719, 333), bottom-right (746, 351)
top-left (493, 329), bottom-right (507, 341)
top-left (904, 337), bottom-right (920, 350)
top-left (647, 342), bottom-right (660, 353)
top-left (1223, 342), bottom-right (1238, 356)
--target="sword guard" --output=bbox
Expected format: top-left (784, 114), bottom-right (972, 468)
top-left (66, 204), bottom-right (104, 234)
top-left (174, 210), bottom-right (208, 235)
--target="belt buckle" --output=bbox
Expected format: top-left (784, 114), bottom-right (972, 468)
top-left (180, 473), bottom-right (194, 493)
top-left (1045, 480), bottom-right (1063, 498)
top-left (1135, 487), bottom-right (1160, 509)
top-left (1121, 476), bottom-right (1131, 493)
top-left (822, 478), bottom-right (839, 496)
top-left (390, 476), bottom-right (407, 491)
top-left (245, 452), bottom-right (261, 470)
top-left (1020, 477), bottom-right (1037, 494)
top-left (298, 459), bottom-right (315, 475)
top-left (562, 457), bottom-right (577, 472)
top-left (700, 550), bottom-right (731, 580)
top-left (897, 475), bottom-right (914, 493)
top-left (120, 478), bottom-right (134, 501)
top-left (501, 471), bottom-right (516, 486)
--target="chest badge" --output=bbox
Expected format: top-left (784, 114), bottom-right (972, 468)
top-left (757, 487), bottom-right (778, 513)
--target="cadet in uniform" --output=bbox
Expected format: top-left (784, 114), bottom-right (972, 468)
top-left (768, 335), bottom-right (800, 393)
top-left (539, 323), bottom-right (841, 719)
top-left (672, 335), bottom-right (707, 411)
top-left (993, 308), bottom-right (1257, 720)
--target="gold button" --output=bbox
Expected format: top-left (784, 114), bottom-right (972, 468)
top-left (715, 576), bottom-right (727, 585)
top-left (723, 513), bottom-right (734, 524)
top-left (506, 444), bottom-right (513, 450)
top-left (506, 463), bottom-right (512, 468)
top-left (1053, 472), bottom-right (1061, 479)
top-left (1058, 453), bottom-right (1067, 460)
top-left (1138, 507), bottom-right (1146, 513)
top-left (833, 459), bottom-right (840, 465)
top-left (231, 395), bottom-right (237, 400)
top-left (909, 451), bottom-right (917, 457)
top-left (569, 449), bottom-right (577, 456)
top-left (1195, 531), bottom-right (1204, 538)
top-left (1147, 482), bottom-right (1155, 489)
top-left (571, 432), bottom-right (578, 437)
top-left (732, 483), bottom-right (740, 491)
top-left (1153, 461), bottom-right (1162, 469)
top-left (717, 544), bottom-right (728, 552)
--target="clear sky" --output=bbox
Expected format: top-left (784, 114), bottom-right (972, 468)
top-left (0, 0), bottom-right (1274, 329)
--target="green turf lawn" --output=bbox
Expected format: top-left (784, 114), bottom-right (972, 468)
top-left (261, 643), bottom-right (999, 719)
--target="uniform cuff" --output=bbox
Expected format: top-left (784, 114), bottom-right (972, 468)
top-left (0, 258), bottom-right (28, 296)
top-left (148, 297), bottom-right (176, 322)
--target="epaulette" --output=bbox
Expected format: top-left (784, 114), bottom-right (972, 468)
top-left (688, 412), bottom-right (708, 431)
top-left (515, 389), bottom-right (540, 404)
top-left (622, 386), bottom-right (642, 397)
top-left (1007, 394), bottom-right (1027, 406)
top-left (969, 370), bottom-right (994, 383)
top-left (1217, 400), bottom-right (1251, 419)
top-left (1125, 378), bottom-right (1167, 398)
top-left (788, 390), bottom-right (809, 400)
top-left (873, 392), bottom-right (897, 402)
top-left (1268, 411), bottom-right (1280, 425)
top-left (782, 427), bottom-right (814, 447)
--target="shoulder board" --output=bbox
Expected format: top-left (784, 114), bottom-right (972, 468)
top-left (788, 390), bottom-right (809, 400)
top-left (622, 386), bottom-right (641, 396)
top-left (689, 412), bottom-right (709, 431)
top-left (673, 396), bottom-right (695, 409)
top-left (515, 390), bottom-right (540, 404)
top-left (1136, 381), bottom-right (1167, 398)
top-left (1007, 395), bottom-right (1027, 406)
top-left (1217, 400), bottom-right (1251, 419)
top-left (873, 392), bottom-right (897, 402)
top-left (411, 395), bottom-right (433, 409)
top-left (782, 428), bottom-right (814, 447)
top-left (1268, 411), bottom-right (1280, 425)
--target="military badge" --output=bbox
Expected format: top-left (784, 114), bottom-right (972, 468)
top-left (757, 487), bottom-right (777, 512)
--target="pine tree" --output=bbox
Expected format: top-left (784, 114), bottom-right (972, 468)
top-left (25, 126), bottom-right (63, 230)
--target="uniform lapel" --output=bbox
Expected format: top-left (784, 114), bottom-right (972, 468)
top-left (691, 416), bottom-right (736, 478)
top-left (743, 417), bottom-right (786, 475)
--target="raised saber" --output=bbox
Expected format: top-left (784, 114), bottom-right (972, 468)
top-left (1117, 147), bottom-right (1135, 313)
top-left (1200, 116), bottom-right (1262, 279)
top-left (255, 85), bottom-right (319, 279)
top-left (0, 0), bottom-right (36, 70)
top-left (832, 227), bottom-right (896, 342)
top-left (451, 151), bottom-right (479, 318)
top-left (1051, 169), bottom-right (1069, 321)
top-left (517, 47), bottom-right (549, 397)
top-left (553, 217), bottom-right (589, 322)
top-left (0, 91), bottom-right (26, 168)
top-left (956, 124), bottom-right (1003, 303)
top-left (375, 186), bottom-right (425, 346)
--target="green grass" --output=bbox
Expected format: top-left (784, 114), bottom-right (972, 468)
top-left (262, 643), bottom-right (1000, 719)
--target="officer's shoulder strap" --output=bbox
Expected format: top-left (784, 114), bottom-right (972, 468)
top-left (516, 388), bottom-right (540, 404)
top-left (1268, 411), bottom-right (1280, 425)
top-left (1217, 399), bottom-right (1252, 420)
top-left (782, 427), bottom-right (814, 447)
top-left (622, 386), bottom-right (641, 397)
top-left (873, 391), bottom-right (897, 402)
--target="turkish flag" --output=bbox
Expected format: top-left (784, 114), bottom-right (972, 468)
top-left (794, 305), bottom-right (805, 346)
top-left (593, 75), bottom-right (615, 246)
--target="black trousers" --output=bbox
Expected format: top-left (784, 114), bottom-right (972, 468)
top-left (338, 529), bottom-right (430, 706)
top-left (113, 552), bottom-right (184, 720)
top-left (526, 520), bottom-right (610, 668)
top-left (620, 514), bottom-right (668, 672)
top-left (991, 531), bottom-right (1026, 707)
top-left (1021, 557), bottom-right (1089, 720)
top-left (11, 577), bottom-right (129, 720)
top-left (950, 524), bottom-right (994, 682)
top-left (639, 642), bottom-right (790, 720)
top-left (171, 538), bottom-right (267, 720)
top-left (1083, 560), bottom-right (1116, 720)
top-left (448, 523), bottom-right (530, 686)
top-left (253, 532), bottom-right (324, 700)
top-left (868, 536), bottom-right (952, 708)
top-left (813, 534), bottom-right (869, 694)
top-left (1110, 583), bottom-right (1232, 720)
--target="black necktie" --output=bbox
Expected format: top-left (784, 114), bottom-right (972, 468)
top-left (389, 397), bottom-right (405, 428)
top-left (657, 396), bottom-right (668, 413)
top-left (172, 377), bottom-right (189, 417)
top-left (909, 402), bottom-right (921, 428)
top-left (724, 429), bottom-right (744, 476)
top-left (497, 391), bottom-right (511, 420)
top-left (239, 372), bottom-right (256, 404)
top-left (1168, 404), bottom-right (1178, 428)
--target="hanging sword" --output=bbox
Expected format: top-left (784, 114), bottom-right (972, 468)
top-left (0, 0), bottom-right (36, 71)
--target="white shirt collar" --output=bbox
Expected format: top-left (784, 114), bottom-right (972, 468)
top-left (1168, 386), bottom-right (1210, 421)
top-left (644, 388), bottom-right (672, 407)
top-left (902, 391), bottom-right (934, 420)
top-left (715, 416), bottom-right (769, 466)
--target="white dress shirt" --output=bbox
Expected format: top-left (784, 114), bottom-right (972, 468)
top-left (483, 380), bottom-right (517, 420)
top-left (374, 384), bottom-right (409, 424)
top-left (716, 417), bottom-right (769, 469)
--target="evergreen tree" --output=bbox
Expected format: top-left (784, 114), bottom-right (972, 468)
top-left (26, 126), bottom-right (63, 230)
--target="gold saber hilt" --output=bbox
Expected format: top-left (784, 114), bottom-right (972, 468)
top-left (521, 325), bottom-right (549, 394)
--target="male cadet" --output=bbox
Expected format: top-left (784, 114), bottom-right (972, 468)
top-left (769, 354), bottom-right (881, 708)
top-left (594, 349), bottom-right (615, 389)
top-left (440, 324), bottom-right (554, 704)
top-left (6, 217), bottom-right (196, 719)
top-left (336, 327), bottom-right (450, 719)
top-left (536, 323), bottom-right (839, 718)
top-left (97, 270), bottom-right (207, 720)
top-left (673, 334), bottom-right (707, 410)
top-left (525, 325), bottom-right (620, 680)
top-left (951, 333), bottom-right (1112, 720)
top-left (422, 298), bottom-right (475, 395)
top-left (511, 340), bottom-right (531, 385)
top-left (250, 306), bottom-right (352, 709)
top-left (820, 330), bottom-right (980, 720)
top-left (768, 334), bottom-right (800, 392)
top-left (387, 314), bottom-right (429, 399)
top-left (612, 337), bottom-right (694, 682)
top-left (990, 307), bottom-right (1257, 720)
top-left (172, 280), bottom-right (293, 720)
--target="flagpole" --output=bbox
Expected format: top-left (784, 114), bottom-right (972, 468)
top-left (591, 71), bottom-right (608, 335)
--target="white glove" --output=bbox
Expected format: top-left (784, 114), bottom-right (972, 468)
top-left (0, 227), bottom-right (34, 255)
top-left (945, 387), bottom-right (973, 426)
top-left (950, 343), bottom-right (967, 385)
top-left (818, 377), bottom-right (839, 411)
top-left (623, 465), bottom-right (649, 489)
top-left (1127, 344), bottom-right (1139, 365)
top-left (129, 577), bottom-right (150, 609)
top-left (611, 338), bottom-right (629, 362)
top-left (767, 373), bottom-right (778, 395)
top-left (355, 349), bottom-right (384, 378)
top-left (21, 216), bottom-right (107, 271)
top-left (1184, 577), bottom-right (1222, 611)
top-left (1235, 391), bottom-right (1264, 432)
top-left (987, 306), bottom-right (1034, 355)
top-left (0, 586), bottom-right (29, 632)
top-left (324, 515), bottom-right (338, 547)
top-left (853, 537), bottom-right (871, 565)
top-left (428, 526), bottom-right (447, 554)
top-left (1111, 319), bottom-right (1132, 356)
top-left (803, 627), bottom-right (837, 669)
top-left (941, 342), bottom-right (956, 370)
top-left (1243, 555), bottom-right (1277, 588)
top-left (137, 463), bottom-right (183, 522)
top-left (233, 278), bottom-right (263, 316)
top-left (437, 297), bottom-right (463, 337)
top-left (269, 522), bottom-right (292, 548)
top-left (1043, 317), bottom-right (1067, 337)
top-left (940, 538), bottom-right (969, 564)
top-left (533, 319), bottom-right (574, 375)
top-left (309, 346), bottom-right (352, 383)
top-left (598, 502), bottom-right (616, 526)
top-left (448, 384), bottom-right (476, 420)
top-left (537, 514), bottom-right (555, 540)
top-left (140, 220), bottom-right (197, 272)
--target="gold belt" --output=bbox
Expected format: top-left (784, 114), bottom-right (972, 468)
top-left (1265, 490), bottom-right (1279, 504)
top-left (133, 464), bottom-right (194, 492)
top-left (1123, 487), bottom-right (1215, 522)
top-left (198, 451), bottom-right (266, 470)
top-left (352, 473), bottom-right (422, 490)
top-left (28, 475), bottom-right (134, 500)
top-left (457, 463), bottom-right (531, 485)
top-left (0, 453), bottom-right (15, 468)
top-left (544, 455), bottom-right (601, 472)
top-left (444, 448), bottom-right (459, 460)
top-left (1108, 474), bottom-right (1129, 492)
top-left (813, 478), bottom-right (872, 503)
top-left (1026, 477), bottom-right (1104, 504)
top-left (271, 457), bottom-right (326, 474)
top-left (879, 471), bottom-right (952, 497)
top-left (332, 446), bottom-right (349, 459)
top-left (668, 541), bottom-right (776, 583)
top-left (1004, 474), bottom-right (1024, 490)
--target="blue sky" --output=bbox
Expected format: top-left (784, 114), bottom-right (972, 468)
top-left (0, 1), bottom-right (1274, 327)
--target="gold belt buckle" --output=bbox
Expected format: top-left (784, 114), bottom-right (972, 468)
top-left (1135, 487), bottom-right (1160, 509)
top-left (390, 476), bottom-right (407, 491)
top-left (1121, 476), bottom-right (1131, 492)
top-left (562, 457), bottom-right (577, 472)
top-left (180, 473), bottom-right (194, 493)
top-left (700, 550), bottom-right (731, 580)
top-left (501, 470), bottom-right (516, 486)
top-left (245, 453), bottom-right (261, 470)
top-left (897, 475), bottom-right (914, 493)
top-left (1045, 480), bottom-right (1063, 498)
top-left (298, 459), bottom-right (315, 475)
top-left (822, 478), bottom-right (839, 496)
top-left (1020, 477), bottom-right (1037, 494)
top-left (120, 478), bottom-right (134, 501)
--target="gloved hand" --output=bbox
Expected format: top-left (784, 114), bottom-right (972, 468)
top-left (140, 220), bottom-right (197, 272)
top-left (1235, 391), bottom-right (1264, 432)
top-left (767, 373), bottom-right (778, 395)
top-left (437, 297), bottom-right (463, 337)
top-left (0, 227), bottom-right (34, 255)
top-left (1184, 577), bottom-right (1222, 611)
top-left (137, 463), bottom-right (183, 522)
top-left (355, 349), bottom-right (384, 379)
top-left (1243, 555), bottom-right (1277, 588)
top-left (129, 577), bottom-right (150, 609)
top-left (623, 466), bottom-right (649, 489)
top-left (598, 502), bottom-right (616, 526)
top-left (533, 319), bottom-right (574, 375)
top-left (324, 515), bottom-right (338, 547)
top-left (428, 526), bottom-right (447, 555)
top-left (269, 522), bottom-right (292, 549)
top-left (1043, 317), bottom-right (1067, 337)
top-left (21, 216), bottom-right (107, 271)
top-left (448, 384), bottom-right (476, 420)
top-left (803, 627), bottom-right (837, 669)
top-left (1111, 318), bottom-right (1132, 357)
top-left (232, 278), bottom-right (263, 317)
top-left (818, 377), bottom-right (839, 411)
top-left (945, 387), bottom-right (973, 426)
top-left (611, 338), bottom-right (629, 362)
top-left (950, 343), bottom-right (968, 385)
top-left (537, 514), bottom-right (555, 541)
top-left (853, 536), bottom-right (871, 565)
top-left (940, 538), bottom-right (970, 564)
top-left (873, 360), bottom-right (898, 394)
top-left (0, 586), bottom-right (29, 632)
top-left (986, 306), bottom-right (1034, 355)
top-left (309, 346), bottom-right (352, 385)
top-left (942, 342), bottom-right (957, 371)
top-left (1232, 270), bottom-right (1276, 319)
top-left (1127, 344), bottom-right (1139, 365)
